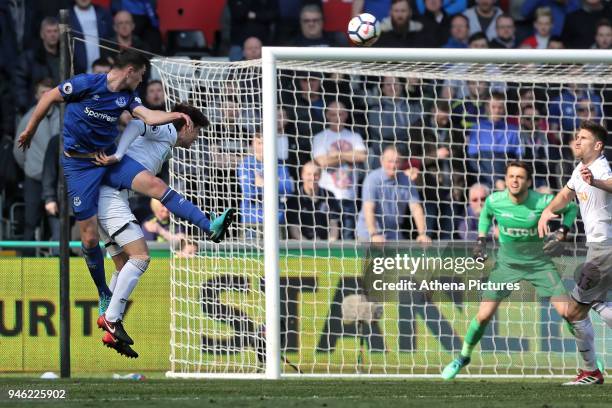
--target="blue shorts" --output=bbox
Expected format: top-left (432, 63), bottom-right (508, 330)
top-left (62, 155), bottom-right (146, 221)
top-left (102, 154), bottom-right (147, 190)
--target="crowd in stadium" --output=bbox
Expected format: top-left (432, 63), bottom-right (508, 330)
top-left (0, 0), bottom-right (611, 253)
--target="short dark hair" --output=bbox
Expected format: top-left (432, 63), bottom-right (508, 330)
top-left (579, 120), bottom-right (607, 145)
top-left (92, 57), bottom-right (112, 70)
top-left (112, 49), bottom-right (148, 70)
top-left (596, 18), bottom-right (611, 31)
top-left (434, 100), bottom-right (450, 113)
top-left (506, 161), bottom-right (533, 179)
top-left (490, 91), bottom-right (505, 102)
top-left (451, 14), bottom-right (469, 26)
top-left (468, 32), bottom-right (488, 45)
top-left (171, 103), bottom-right (209, 132)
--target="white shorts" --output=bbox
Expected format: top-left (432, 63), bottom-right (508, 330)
top-left (98, 186), bottom-right (143, 256)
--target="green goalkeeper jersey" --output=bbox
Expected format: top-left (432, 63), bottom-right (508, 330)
top-left (478, 189), bottom-right (577, 244)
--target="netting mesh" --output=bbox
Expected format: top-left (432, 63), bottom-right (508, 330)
top-left (153, 56), bottom-right (610, 377)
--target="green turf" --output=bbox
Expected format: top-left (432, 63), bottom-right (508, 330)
top-left (0, 378), bottom-right (610, 407)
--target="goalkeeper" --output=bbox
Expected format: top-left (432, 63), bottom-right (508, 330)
top-left (442, 161), bottom-right (578, 379)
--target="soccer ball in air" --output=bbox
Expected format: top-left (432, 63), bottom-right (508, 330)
top-left (347, 13), bottom-right (380, 46)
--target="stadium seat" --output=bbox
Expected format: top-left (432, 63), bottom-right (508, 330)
top-left (166, 30), bottom-right (210, 58)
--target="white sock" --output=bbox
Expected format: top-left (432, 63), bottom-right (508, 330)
top-left (105, 259), bottom-right (147, 322)
top-left (571, 317), bottom-right (598, 371)
top-left (592, 302), bottom-right (612, 329)
top-left (109, 270), bottom-right (120, 293)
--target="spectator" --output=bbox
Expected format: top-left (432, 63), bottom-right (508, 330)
top-left (467, 31), bottom-right (489, 48)
top-left (15, 17), bottom-right (60, 115)
top-left (286, 161), bottom-right (341, 240)
top-left (0, 0), bottom-right (18, 139)
top-left (142, 199), bottom-right (171, 242)
top-left (276, 0), bottom-right (322, 44)
top-left (101, 10), bottom-right (149, 62)
top-left (277, 107), bottom-right (290, 163)
top-left (111, 0), bottom-right (162, 53)
top-left (521, 7), bottom-right (553, 48)
top-left (144, 79), bottom-right (165, 110)
top-left (467, 92), bottom-right (522, 189)
top-left (414, 0), bottom-right (467, 16)
top-left (519, 104), bottom-right (551, 188)
top-left (548, 82), bottom-right (602, 133)
top-left (228, 0), bottom-right (279, 60)
top-left (285, 71), bottom-right (325, 168)
top-left (592, 18), bottom-right (612, 49)
top-left (489, 14), bottom-right (517, 48)
top-left (291, 4), bottom-right (339, 47)
top-left (70, 0), bottom-right (113, 74)
top-left (375, 0), bottom-right (432, 47)
top-left (457, 183), bottom-right (490, 240)
top-left (547, 35), bottom-right (565, 48)
top-left (463, 0), bottom-right (503, 41)
top-left (356, 145), bottom-right (430, 242)
top-left (449, 80), bottom-right (490, 128)
top-left (417, 0), bottom-right (452, 47)
top-left (443, 14), bottom-right (470, 48)
top-left (562, 0), bottom-right (611, 49)
top-left (2, 0), bottom-right (37, 54)
top-left (352, 0), bottom-right (391, 21)
top-left (237, 131), bottom-right (294, 238)
top-left (13, 78), bottom-right (60, 253)
top-left (41, 133), bottom-right (61, 254)
top-left (367, 75), bottom-right (423, 169)
top-left (421, 101), bottom-right (465, 239)
top-left (312, 100), bottom-right (367, 239)
top-left (521, 0), bottom-right (580, 37)
top-left (91, 57), bottom-right (112, 74)
top-left (242, 36), bottom-right (263, 60)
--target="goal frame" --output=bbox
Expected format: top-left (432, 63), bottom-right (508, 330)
top-left (166, 47), bottom-right (612, 380)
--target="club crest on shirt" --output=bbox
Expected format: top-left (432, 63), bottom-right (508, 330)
top-left (92, 94), bottom-right (100, 101)
top-left (577, 192), bottom-right (589, 202)
top-left (134, 96), bottom-right (142, 104)
top-left (62, 82), bottom-right (73, 94)
top-left (115, 96), bottom-right (127, 108)
top-left (73, 197), bottom-right (81, 207)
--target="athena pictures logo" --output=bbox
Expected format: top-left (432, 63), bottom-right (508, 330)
top-left (115, 96), bottom-right (127, 108)
top-left (62, 82), bottom-right (73, 94)
top-left (73, 197), bottom-right (81, 207)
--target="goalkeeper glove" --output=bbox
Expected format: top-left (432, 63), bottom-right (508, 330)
top-left (543, 226), bottom-right (569, 257)
top-left (472, 237), bottom-right (488, 260)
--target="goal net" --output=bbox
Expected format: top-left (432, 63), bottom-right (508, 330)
top-left (153, 49), bottom-right (611, 378)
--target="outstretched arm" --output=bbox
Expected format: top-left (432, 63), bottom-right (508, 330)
top-left (17, 88), bottom-right (63, 149)
top-left (132, 105), bottom-right (193, 128)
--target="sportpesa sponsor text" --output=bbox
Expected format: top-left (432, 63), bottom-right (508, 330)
top-left (84, 107), bottom-right (118, 123)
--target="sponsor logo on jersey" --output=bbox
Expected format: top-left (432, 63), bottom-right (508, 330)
top-left (527, 212), bottom-right (537, 221)
top-left (62, 82), bottom-right (73, 95)
top-left (501, 212), bottom-right (514, 218)
top-left (84, 107), bottom-right (118, 123)
top-left (500, 226), bottom-right (538, 237)
top-left (134, 96), bottom-right (142, 104)
top-left (115, 96), bottom-right (127, 108)
top-left (73, 197), bottom-right (81, 207)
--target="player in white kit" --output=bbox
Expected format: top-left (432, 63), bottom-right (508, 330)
top-left (96, 104), bottom-right (211, 357)
top-left (538, 120), bottom-right (612, 385)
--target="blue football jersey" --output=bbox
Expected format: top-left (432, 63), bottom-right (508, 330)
top-left (59, 73), bottom-right (142, 153)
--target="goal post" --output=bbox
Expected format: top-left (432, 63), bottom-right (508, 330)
top-left (154, 48), bottom-right (612, 379)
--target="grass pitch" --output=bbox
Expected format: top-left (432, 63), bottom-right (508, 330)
top-left (0, 378), bottom-right (611, 407)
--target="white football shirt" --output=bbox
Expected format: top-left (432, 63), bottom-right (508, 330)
top-left (98, 120), bottom-right (178, 236)
top-left (566, 155), bottom-right (612, 242)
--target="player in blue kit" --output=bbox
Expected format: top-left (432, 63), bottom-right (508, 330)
top-left (17, 50), bottom-right (235, 335)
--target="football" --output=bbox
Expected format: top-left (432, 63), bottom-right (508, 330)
top-left (347, 13), bottom-right (380, 46)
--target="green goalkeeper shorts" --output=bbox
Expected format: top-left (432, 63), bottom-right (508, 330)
top-left (482, 259), bottom-right (567, 301)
